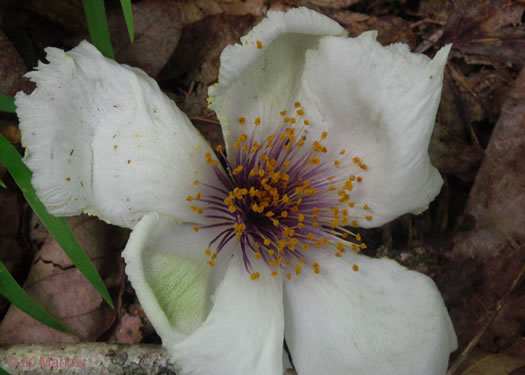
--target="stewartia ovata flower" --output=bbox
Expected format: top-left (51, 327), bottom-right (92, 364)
top-left (16, 7), bottom-right (457, 375)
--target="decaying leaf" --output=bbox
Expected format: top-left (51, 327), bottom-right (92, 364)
top-left (109, 0), bottom-right (183, 78)
top-left (328, 11), bottom-right (417, 48)
top-left (453, 66), bottom-right (525, 259)
top-left (456, 349), bottom-right (525, 375)
top-left (440, 0), bottom-right (525, 64)
top-left (0, 216), bottom-right (124, 344)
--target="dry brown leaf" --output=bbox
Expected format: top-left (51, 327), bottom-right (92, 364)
top-left (107, 313), bottom-right (143, 344)
top-left (0, 216), bottom-right (124, 344)
top-left (109, 0), bottom-right (183, 78)
top-left (440, 0), bottom-right (525, 64)
top-left (0, 29), bottom-right (31, 96)
top-left (329, 11), bottom-right (417, 48)
top-left (18, 0), bottom-right (86, 33)
top-left (176, 0), bottom-right (266, 26)
top-left (453, 66), bottom-right (525, 259)
top-left (457, 349), bottom-right (525, 375)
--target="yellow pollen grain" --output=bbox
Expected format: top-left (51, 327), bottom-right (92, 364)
top-left (363, 204), bottom-right (369, 210)
top-left (366, 216), bottom-right (373, 221)
top-left (351, 220), bottom-right (358, 227)
top-left (186, 195), bottom-right (193, 201)
top-left (195, 193), bottom-right (202, 199)
top-left (280, 110), bottom-right (287, 116)
top-left (232, 165), bottom-right (243, 176)
top-left (352, 264), bottom-right (359, 272)
top-left (360, 243), bottom-right (367, 249)
top-left (205, 249), bottom-right (211, 256)
top-left (216, 145), bottom-right (223, 152)
top-left (238, 117), bottom-right (246, 125)
top-left (281, 211), bottom-right (288, 218)
top-left (286, 273), bottom-right (292, 280)
top-left (194, 180), bottom-right (199, 185)
top-left (273, 219), bottom-right (280, 227)
top-left (353, 157), bottom-right (360, 163)
top-left (263, 238), bottom-right (271, 246)
top-left (313, 263), bottom-right (320, 274)
top-left (251, 272), bottom-right (260, 280)
top-left (256, 40), bottom-right (263, 49)
top-left (255, 117), bottom-right (261, 126)
top-left (297, 109), bottom-right (304, 115)
top-left (356, 233), bottom-right (362, 241)
top-left (193, 226), bottom-right (199, 232)
top-left (357, 176), bottom-right (363, 183)
top-left (254, 253), bottom-right (262, 260)
top-left (295, 265), bottom-right (302, 275)
top-left (304, 119), bottom-right (310, 125)
top-left (302, 243), bottom-right (309, 250)
top-left (294, 102), bottom-right (301, 108)
top-left (207, 260), bottom-right (215, 267)
top-left (272, 271), bottom-right (278, 277)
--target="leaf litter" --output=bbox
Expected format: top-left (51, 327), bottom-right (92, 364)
top-left (1, 0), bottom-right (525, 372)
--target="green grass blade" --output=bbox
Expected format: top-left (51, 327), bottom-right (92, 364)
top-left (0, 179), bottom-right (6, 188)
top-left (120, 0), bottom-right (134, 42)
top-left (83, 0), bottom-right (114, 59)
top-left (0, 94), bottom-right (16, 113)
top-left (0, 135), bottom-right (114, 308)
top-left (0, 262), bottom-right (70, 333)
top-left (0, 364), bottom-right (11, 374)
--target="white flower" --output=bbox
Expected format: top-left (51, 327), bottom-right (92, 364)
top-left (16, 7), bottom-right (457, 375)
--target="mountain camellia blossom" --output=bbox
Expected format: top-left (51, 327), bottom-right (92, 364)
top-left (15, 7), bottom-right (457, 375)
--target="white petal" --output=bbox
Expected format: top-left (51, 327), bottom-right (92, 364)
top-left (16, 41), bottom-right (218, 228)
top-left (208, 7), bottom-right (346, 156)
top-left (122, 212), bottom-right (231, 347)
top-left (284, 251), bottom-right (457, 375)
top-left (172, 254), bottom-right (284, 375)
top-left (298, 32), bottom-right (451, 227)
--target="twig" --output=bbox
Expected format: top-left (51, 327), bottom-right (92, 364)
top-left (0, 343), bottom-right (297, 374)
top-left (0, 343), bottom-right (174, 374)
top-left (446, 261), bottom-right (525, 375)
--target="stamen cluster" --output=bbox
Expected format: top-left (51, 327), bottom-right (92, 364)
top-left (189, 102), bottom-right (372, 280)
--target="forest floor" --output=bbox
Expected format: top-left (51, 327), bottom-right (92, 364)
top-left (1, 0), bottom-right (525, 374)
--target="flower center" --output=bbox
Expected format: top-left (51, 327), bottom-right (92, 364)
top-left (189, 102), bottom-right (372, 280)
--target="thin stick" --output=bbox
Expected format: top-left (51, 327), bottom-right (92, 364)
top-left (447, 260), bottom-right (525, 375)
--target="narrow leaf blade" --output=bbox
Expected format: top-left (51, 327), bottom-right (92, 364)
top-left (0, 262), bottom-right (70, 333)
top-left (0, 135), bottom-right (114, 308)
top-left (120, 0), bottom-right (134, 42)
top-left (0, 94), bottom-right (15, 113)
top-left (83, 0), bottom-right (115, 59)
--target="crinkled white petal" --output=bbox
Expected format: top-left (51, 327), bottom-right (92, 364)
top-left (297, 32), bottom-right (451, 227)
top-left (171, 254), bottom-right (284, 375)
top-left (122, 212), bottom-right (231, 347)
top-left (208, 7), bottom-right (346, 157)
top-left (284, 251), bottom-right (457, 375)
top-left (16, 41), bottom-right (218, 228)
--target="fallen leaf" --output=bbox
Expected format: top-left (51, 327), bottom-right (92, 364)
top-left (107, 313), bottom-right (143, 344)
top-left (457, 349), bottom-right (525, 375)
top-left (0, 29), bottom-right (31, 96)
top-left (0, 216), bottom-right (124, 344)
top-left (453, 66), bottom-right (525, 259)
top-left (440, 0), bottom-right (525, 64)
top-left (328, 11), bottom-right (417, 48)
top-left (109, 0), bottom-right (183, 78)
